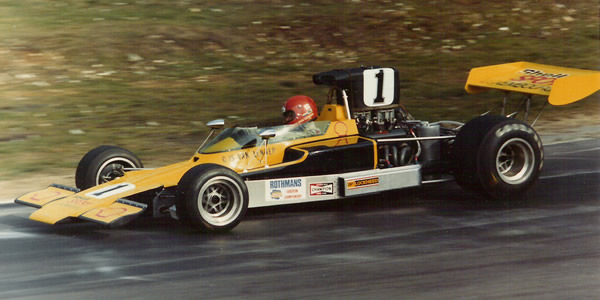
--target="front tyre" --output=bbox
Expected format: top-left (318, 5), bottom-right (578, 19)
top-left (453, 115), bottom-right (543, 200)
top-left (176, 164), bottom-right (249, 233)
top-left (75, 145), bottom-right (143, 190)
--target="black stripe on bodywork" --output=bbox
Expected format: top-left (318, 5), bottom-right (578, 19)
top-left (242, 137), bottom-right (375, 180)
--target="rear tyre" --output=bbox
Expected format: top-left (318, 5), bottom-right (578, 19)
top-left (176, 164), bottom-right (249, 233)
top-left (453, 115), bottom-right (543, 200)
top-left (75, 145), bottom-right (143, 190)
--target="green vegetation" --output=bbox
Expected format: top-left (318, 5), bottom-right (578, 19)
top-left (0, 0), bottom-right (598, 179)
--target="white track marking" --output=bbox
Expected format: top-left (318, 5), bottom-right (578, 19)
top-left (0, 231), bottom-right (35, 239)
top-left (547, 146), bottom-right (600, 155)
top-left (540, 170), bottom-right (600, 180)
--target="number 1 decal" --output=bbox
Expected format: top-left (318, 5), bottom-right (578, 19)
top-left (363, 68), bottom-right (395, 107)
top-left (92, 184), bottom-right (129, 197)
top-left (86, 183), bottom-right (136, 199)
top-left (374, 70), bottom-right (385, 103)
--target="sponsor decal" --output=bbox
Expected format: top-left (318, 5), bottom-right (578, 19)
top-left (495, 80), bottom-right (552, 92)
top-left (270, 190), bottom-right (283, 200)
top-left (95, 207), bottom-right (128, 218)
top-left (493, 68), bottom-right (570, 92)
top-left (334, 121), bottom-right (348, 137)
top-left (86, 183), bottom-right (136, 199)
top-left (59, 196), bottom-right (93, 209)
top-left (310, 182), bottom-right (334, 196)
top-left (520, 68), bottom-right (568, 79)
top-left (346, 176), bottom-right (379, 190)
top-left (266, 178), bottom-right (306, 201)
top-left (69, 195), bottom-right (92, 205)
top-left (334, 122), bottom-right (351, 146)
top-left (29, 190), bottom-right (62, 202)
top-left (221, 147), bottom-right (276, 164)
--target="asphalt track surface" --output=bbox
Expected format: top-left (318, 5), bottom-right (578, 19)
top-left (0, 139), bottom-right (598, 299)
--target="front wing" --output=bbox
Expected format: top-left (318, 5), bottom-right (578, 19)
top-left (16, 184), bottom-right (147, 227)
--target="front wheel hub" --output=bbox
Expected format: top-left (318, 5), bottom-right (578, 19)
top-left (197, 176), bottom-right (243, 226)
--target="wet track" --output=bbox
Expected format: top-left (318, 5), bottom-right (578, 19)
top-left (0, 139), bottom-right (598, 299)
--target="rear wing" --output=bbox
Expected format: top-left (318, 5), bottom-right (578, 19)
top-left (465, 62), bottom-right (600, 105)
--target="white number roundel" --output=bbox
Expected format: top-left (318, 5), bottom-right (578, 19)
top-left (363, 68), bottom-right (395, 107)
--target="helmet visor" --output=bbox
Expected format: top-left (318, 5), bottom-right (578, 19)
top-left (283, 110), bottom-right (296, 124)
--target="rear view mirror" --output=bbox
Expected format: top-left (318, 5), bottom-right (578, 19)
top-left (258, 128), bottom-right (276, 168)
top-left (206, 119), bottom-right (225, 130)
top-left (196, 119), bottom-right (225, 154)
top-left (259, 128), bottom-right (276, 140)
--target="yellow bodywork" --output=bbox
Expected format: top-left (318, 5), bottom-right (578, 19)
top-left (465, 62), bottom-right (600, 105)
top-left (19, 161), bottom-right (191, 225)
top-left (17, 186), bottom-right (76, 208)
top-left (80, 201), bottom-right (145, 227)
top-left (16, 105), bottom-right (364, 226)
top-left (195, 117), bottom-right (359, 172)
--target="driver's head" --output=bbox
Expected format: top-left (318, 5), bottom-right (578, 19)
top-left (282, 95), bottom-right (317, 124)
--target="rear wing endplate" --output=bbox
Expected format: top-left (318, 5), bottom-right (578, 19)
top-left (465, 62), bottom-right (600, 105)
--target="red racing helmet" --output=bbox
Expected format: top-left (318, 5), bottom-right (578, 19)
top-left (282, 95), bottom-right (318, 124)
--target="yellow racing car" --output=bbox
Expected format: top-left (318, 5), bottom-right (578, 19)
top-left (15, 62), bottom-right (600, 232)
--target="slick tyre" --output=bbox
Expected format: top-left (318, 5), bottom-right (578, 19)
top-left (176, 164), bottom-right (249, 233)
top-left (75, 145), bottom-right (143, 190)
top-left (453, 115), bottom-right (543, 200)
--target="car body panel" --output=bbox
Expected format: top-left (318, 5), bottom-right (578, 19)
top-left (465, 61), bottom-right (600, 105)
top-left (19, 160), bottom-right (203, 224)
top-left (16, 184), bottom-right (78, 208)
top-left (16, 117), bottom-right (362, 226)
top-left (246, 164), bottom-right (421, 208)
top-left (192, 118), bottom-right (360, 173)
top-left (80, 199), bottom-right (146, 227)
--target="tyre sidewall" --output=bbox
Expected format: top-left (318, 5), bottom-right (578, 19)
top-left (75, 146), bottom-right (143, 190)
top-left (452, 115), bottom-right (508, 191)
top-left (477, 120), bottom-right (543, 199)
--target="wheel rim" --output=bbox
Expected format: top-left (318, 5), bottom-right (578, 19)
top-left (198, 176), bottom-right (243, 227)
top-left (495, 138), bottom-right (535, 185)
top-left (95, 157), bottom-right (137, 185)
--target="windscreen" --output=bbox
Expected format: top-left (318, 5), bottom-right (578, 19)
top-left (199, 121), bottom-right (330, 154)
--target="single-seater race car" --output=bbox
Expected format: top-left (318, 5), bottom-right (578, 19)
top-left (15, 62), bottom-right (600, 232)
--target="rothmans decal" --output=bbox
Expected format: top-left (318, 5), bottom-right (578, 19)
top-left (266, 178), bottom-right (306, 201)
